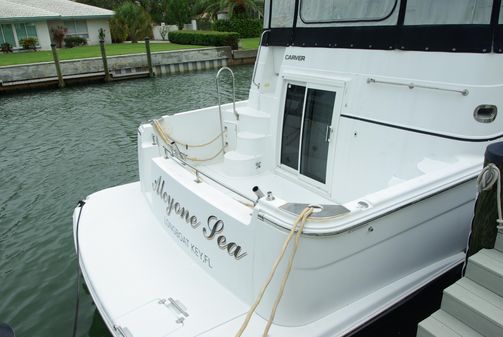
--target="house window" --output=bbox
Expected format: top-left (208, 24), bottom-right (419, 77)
top-left (14, 23), bottom-right (38, 41)
top-left (281, 84), bottom-right (337, 184)
top-left (0, 24), bottom-right (16, 46)
top-left (64, 20), bottom-right (89, 38)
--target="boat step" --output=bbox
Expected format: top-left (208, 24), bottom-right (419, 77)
top-left (236, 131), bottom-right (267, 156)
top-left (466, 248), bottom-right (503, 297)
top-left (223, 151), bottom-right (263, 176)
top-left (441, 278), bottom-right (503, 337)
top-left (227, 106), bottom-right (271, 134)
top-left (496, 232), bottom-right (503, 252)
top-left (417, 310), bottom-right (483, 337)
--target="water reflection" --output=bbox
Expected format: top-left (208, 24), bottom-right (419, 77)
top-left (0, 65), bottom-right (253, 337)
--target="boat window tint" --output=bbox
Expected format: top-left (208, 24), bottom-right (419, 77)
top-left (300, 0), bottom-right (397, 23)
top-left (281, 84), bottom-right (306, 170)
top-left (404, 0), bottom-right (493, 25)
top-left (271, 0), bottom-right (296, 27)
top-left (300, 89), bottom-right (336, 183)
top-left (500, 2), bottom-right (503, 23)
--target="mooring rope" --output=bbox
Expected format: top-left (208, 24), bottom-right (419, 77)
top-left (477, 163), bottom-right (503, 231)
top-left (152, 119), bottom-right (225, 162)
top-left (152, 119), bottom-right (225, 148)
top-left (235, 207), bottom-right (314, 337)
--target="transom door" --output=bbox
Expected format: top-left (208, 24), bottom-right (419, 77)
top-left (280, 82), bottom-right (339, 187)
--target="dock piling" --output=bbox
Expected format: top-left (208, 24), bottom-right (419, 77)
top-left (468, 141), bottom-right (503, 256)
top-left (51, 43), bottom-right (65, 88)
top-left (99, 39), bottom-right (111, 82)
top-left (145, 37), bottom-right (154, 77)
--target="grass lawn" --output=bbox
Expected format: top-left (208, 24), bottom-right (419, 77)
top-left (0, 38), bottom-right (261, 67)
top-left (240, 37), bottom-right (260, 50)
top-left (0, 42), bottom-right (206, 67)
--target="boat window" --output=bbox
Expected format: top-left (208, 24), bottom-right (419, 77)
top-left (300, 89), bottom-right (336, 183)
top-left (281, 85), bottom-right (336, 184)
top-left (271, 0), bottom-right (296, 28)
top-left (281, 84), bottom-right (305, 170)
top-left (500, 2), bottom-right (503, 23)
top-left (300, 0), bottom-right (398, 23)
top-left (404, 0), bottom-right (493, 25)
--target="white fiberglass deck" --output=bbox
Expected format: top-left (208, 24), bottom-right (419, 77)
top-left (202, 162), bottom-right (334, 205)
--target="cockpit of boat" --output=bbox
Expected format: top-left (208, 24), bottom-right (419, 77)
top-left (139, 0), bottom-right (502, 226)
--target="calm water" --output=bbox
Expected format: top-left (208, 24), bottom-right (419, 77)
top-left (0, 65), bottom-right (253, 337)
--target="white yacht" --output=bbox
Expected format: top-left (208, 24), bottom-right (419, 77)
top-left (74, 1), bottom-right (503, 336)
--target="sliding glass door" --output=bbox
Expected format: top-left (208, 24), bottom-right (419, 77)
top-left (280, 83), bottom-right (337, 185)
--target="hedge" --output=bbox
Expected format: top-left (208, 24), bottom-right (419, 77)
top-left (64, 36), bottom-right (87, 48)
top-left (169, 31), bottom-right (239, 50)
top-left (213, 18), bottom-right (262, 38)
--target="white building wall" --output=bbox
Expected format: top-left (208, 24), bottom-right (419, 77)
top-left (86, 19), bottom-right (111, 45)
top-left (35, 21), bottom-right (52, 50)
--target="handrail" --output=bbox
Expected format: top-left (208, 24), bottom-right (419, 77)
top-left (252, 29), bottom-right (270, 89)
top-left (160, 142), bottom-right (256, 205)
top-left (216, 67), bottom-right (238, 155)
top-left (367, 77), bottom-right (469, 96)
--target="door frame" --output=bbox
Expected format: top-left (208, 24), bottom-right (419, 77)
top-left (276, 75), bottom-right (346, 196)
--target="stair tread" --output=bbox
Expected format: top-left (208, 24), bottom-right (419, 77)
top-left (469, 249), bottom-right (503, 276)
top-left (418, 310), bottom-right (484, 337)
top-left (496, 232), bottom-right (503, 252)
top-left (237, 131), bottom-right (267, 139)
top-left (229, 106), bottom-right (270, 118)
top-left (224, 151), bottom-right (257, 160)
top-left (443, 278), bottom-right (503, 325)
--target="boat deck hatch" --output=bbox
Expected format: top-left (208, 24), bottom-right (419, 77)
top-left (114, 298), bottom-right (187, 337)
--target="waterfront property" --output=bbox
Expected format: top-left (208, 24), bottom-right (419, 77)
top-left (0, 0), bottom-right (113, 50)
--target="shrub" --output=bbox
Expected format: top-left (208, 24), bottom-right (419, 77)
top-left (19, 37), bottom-right (38, 50)
top-left (213, 17), bottom-right (262, 38)
top-left (114, 2), bottom-right (152, 43)
top-left (64, 36), bottom-right (88, 48)
top-left (1, 42), bottom-right (13, 53)
top-left (110, 16), bottom-right (128, 43)
top-left (169, 30), bottom-right (239, 50)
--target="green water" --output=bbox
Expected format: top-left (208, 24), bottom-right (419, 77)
top-left (0, 65), bottom-right (253, 337)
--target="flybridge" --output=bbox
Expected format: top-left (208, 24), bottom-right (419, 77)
top-left (262, 0), bottom-right (503, 53)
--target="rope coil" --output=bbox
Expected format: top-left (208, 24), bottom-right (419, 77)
top-left (236, 207), bottom-right (314, 337)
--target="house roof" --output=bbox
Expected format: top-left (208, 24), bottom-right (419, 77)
top-left (0, 0), bottom-right (114, 23)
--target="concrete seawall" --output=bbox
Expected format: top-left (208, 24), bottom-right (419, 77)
top-left (0, 46), bottom-right (257, 84)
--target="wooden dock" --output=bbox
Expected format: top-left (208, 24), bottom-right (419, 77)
top-left (417, 231), bottom-right (503, 337)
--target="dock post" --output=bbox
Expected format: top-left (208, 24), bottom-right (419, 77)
top-left (99, 39), bottom-right (111, 82)
top-left (51, 43), bottom-right (65, 88)
top-left (145, 37), bottom-right (154, 77)
top-left (468, 141), bottom-right (503, 256)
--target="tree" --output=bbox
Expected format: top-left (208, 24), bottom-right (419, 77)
top-left (199, 0), bottom-right (263, 19)
top-left (166, 0), bottom-right (191, 30)
top-left (114, 2), bottom-right (152, 43)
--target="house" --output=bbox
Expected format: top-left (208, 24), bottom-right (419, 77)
top-left (0, 0), bottom-right (113, 50)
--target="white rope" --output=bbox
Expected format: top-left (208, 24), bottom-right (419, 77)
top-left (152, 120), bottom-right (225, 162)
top-left (477, 163), bottom-right (503, 231)
top-left (235, 207), bottom-right (314, 337)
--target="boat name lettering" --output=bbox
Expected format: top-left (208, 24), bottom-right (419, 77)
top-left (165, 218), bottom-right (213, 268)
top-left (153, 177), bottom-right (201, 229)
top-left (153, 176), bottom-right (247, 261)
top-left (285, 54), bottom-right (306, 61)
top-left (204, 216), bottom-right (248, 260)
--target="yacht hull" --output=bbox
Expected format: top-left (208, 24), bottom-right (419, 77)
top-left (74, 177), bottom-right (473, 337)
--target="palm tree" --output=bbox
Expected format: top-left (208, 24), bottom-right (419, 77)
top-left (199, 0), bottom-right (263, 19)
